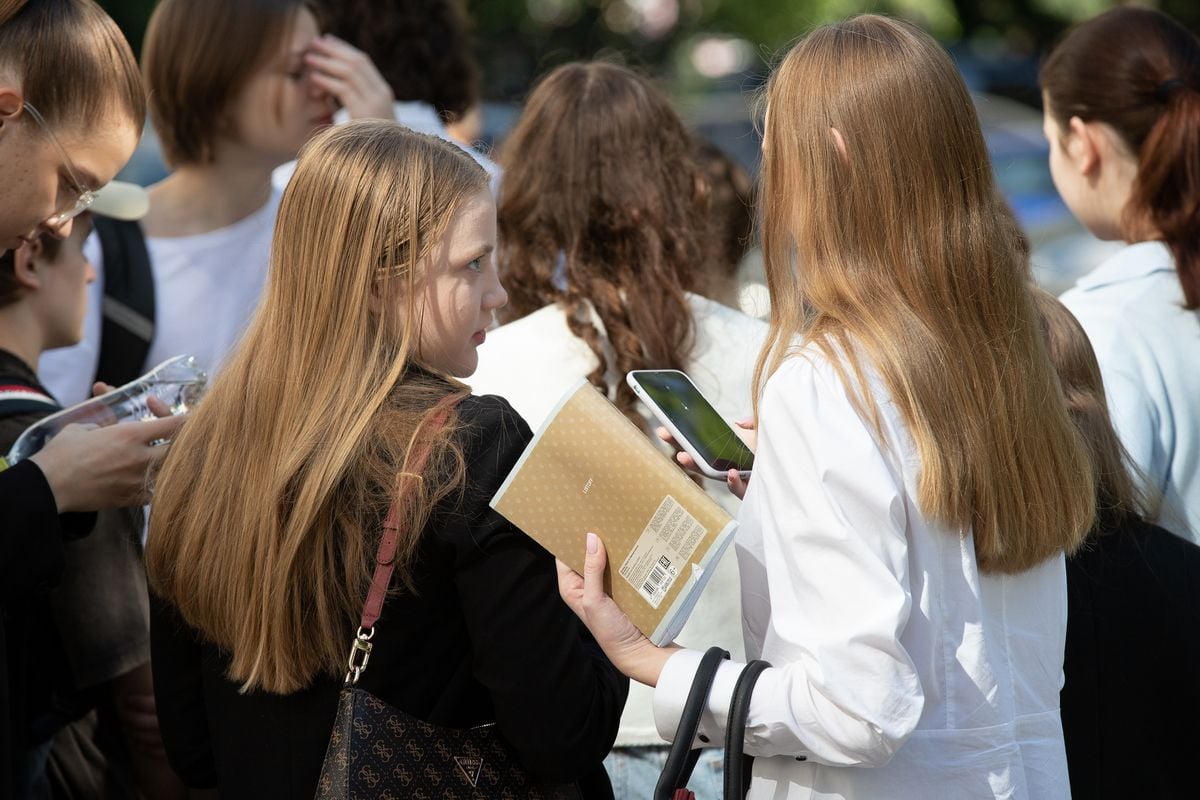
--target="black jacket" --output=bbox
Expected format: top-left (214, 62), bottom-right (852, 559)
top-left (1061, 517), bottom-right (1200, 798)
top-left (0, 460), bottom-right (65, 799)
top-left (0, 350), bottom-right (69, 799)
top-left (151, 393), bottom-right (628, 799)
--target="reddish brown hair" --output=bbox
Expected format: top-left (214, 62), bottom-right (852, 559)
top-left (1041, 8), bottom-right (1200, 309)
top-left (498, 62), bottom-right (711, 425)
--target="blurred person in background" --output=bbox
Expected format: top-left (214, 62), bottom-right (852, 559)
top-left (694, 140), bottom-right (755, 311)
top-left (468, 60), bottom-right (768, 798)
top-left (41, 0), bottom-right (394, 406)
top-left (1041, 7), bottom-right (1200, 543)
top-left (313, 0), bottom-right (500, 190)
top-left (1032, 288), bottom-right (1200, 799)
top-left (0, 1), bottom-right (184, 796)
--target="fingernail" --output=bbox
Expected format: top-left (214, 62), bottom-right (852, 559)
top-left (736, 416), bottom-right (754, 425)
top-left (587, 532), bottom-right (599, 554)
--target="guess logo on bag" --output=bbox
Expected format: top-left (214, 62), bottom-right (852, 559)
top-left (454, 756), bottom-right (484, 788)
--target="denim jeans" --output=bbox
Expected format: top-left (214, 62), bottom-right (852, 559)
top-left (605, 744), bottom-right (725, 799)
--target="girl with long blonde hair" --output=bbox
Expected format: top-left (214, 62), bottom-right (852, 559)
top-left (145, 121), bottom-right (625, 799)
top-left (558, 15), bottom-right (1095, 799)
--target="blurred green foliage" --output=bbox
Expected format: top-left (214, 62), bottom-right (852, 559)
top-left (100, 0), bottom-right (1200, 102)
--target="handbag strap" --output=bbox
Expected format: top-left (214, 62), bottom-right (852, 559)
top-left (653, 646), bottom-right (730, 800)
top-left (345, 394), bottom-right (460, 684)
top-left (723, 659), bottom-right (771, 799)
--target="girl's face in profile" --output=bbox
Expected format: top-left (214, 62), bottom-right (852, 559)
top-left (20, 211), bottom-right (96, 349)
top-left (416, 189), bottom-right (507, 378)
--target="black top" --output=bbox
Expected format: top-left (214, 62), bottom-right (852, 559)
top-left (0, 460), bottom-right (64, 799)
top-left (0, 348), bottom-right (86, 800)
top-left (1061, 517), bottom-right (1200, 798)
top-left (150, 394), bottom-right (628, 799)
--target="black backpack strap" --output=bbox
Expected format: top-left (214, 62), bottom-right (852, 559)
top-left (93, 215), bottom-right (154, 387)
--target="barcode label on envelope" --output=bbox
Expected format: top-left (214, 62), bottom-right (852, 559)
top-left (618, 495), bottom-right (706, 609)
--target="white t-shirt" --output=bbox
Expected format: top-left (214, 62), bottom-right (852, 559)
top-left (654, 349), bottom-right (1070, 799)
top-left (467, 292), bottom-right (768, 745)
top-left (1060, 241), bottom-right (1200, 543)
top-left (40, 189), bottom-right (281, 405)
top-left (272, 101), bottom-right (500, 196)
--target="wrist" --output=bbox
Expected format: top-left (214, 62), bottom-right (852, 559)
top-left (622, 640), bottom-right (682, 688)
top-left (28, 451), bottom-right (75, 513)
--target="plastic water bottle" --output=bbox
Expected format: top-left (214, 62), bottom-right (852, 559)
top-left (4, 355), bottom-right (206, 465)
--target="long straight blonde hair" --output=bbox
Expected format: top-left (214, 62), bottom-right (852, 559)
top-left (755, 15), bottom-right (1095, 573)
top-left (146, 121), bottom-right (489, 693)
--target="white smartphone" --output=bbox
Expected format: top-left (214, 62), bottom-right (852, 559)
top-left (627, 369), bottom-right (754, 481)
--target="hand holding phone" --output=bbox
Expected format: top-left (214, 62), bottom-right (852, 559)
top-left (656, 422), bottom-right (754, 499)
top-left (627, 370), bottom-right (754, 481)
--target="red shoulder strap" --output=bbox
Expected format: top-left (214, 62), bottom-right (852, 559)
top-left (359, 396), bottom-right (461, 630)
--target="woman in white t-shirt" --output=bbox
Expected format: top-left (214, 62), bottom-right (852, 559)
top-left (556, 16), bottom-right (1097, 799)
top-left (467, 61), bottom-right (767, 798)
top-left (41, 0), bottom-right (394, 404)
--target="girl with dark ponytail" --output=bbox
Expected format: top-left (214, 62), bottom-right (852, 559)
top-left (1041, 7), bottom-right (1200, 544)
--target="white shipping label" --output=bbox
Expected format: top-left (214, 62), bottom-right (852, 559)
top-left (618, 495), bottom-right (707, 609)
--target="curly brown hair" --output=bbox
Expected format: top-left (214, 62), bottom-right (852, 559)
top-left (497, 62), bottom-right (712, 425)
top-left (316, 0), bottom-right (479, 121)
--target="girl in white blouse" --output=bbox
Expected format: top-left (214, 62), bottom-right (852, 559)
top-left (1041, 8), bottom-right (1200, 543)
top-left (557, 15), bottom-right (1095, 800)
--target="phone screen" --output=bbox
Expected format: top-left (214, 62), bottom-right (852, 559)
top-left (634, 371), bottom-right (755, 473)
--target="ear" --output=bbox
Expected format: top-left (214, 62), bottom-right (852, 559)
top-left (0, 86), bottom-right (24, 130)
top-left (1066, 116), bottom-right (1101, 177)
top-left (9, 239), bottom-right (46, 293)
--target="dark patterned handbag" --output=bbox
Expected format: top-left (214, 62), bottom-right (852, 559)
top-left (314, 400), bottom-right (581, 800)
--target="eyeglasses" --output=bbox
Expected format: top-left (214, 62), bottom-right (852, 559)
top-left (23, 101), bottom-right (96, 228)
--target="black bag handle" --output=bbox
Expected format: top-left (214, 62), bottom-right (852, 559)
top-left (723, 659), bottom-right (771, 799)
top-left (653, 646), bottom-right (730, 800)
top-left (93, 216), bottom-right (155, 387)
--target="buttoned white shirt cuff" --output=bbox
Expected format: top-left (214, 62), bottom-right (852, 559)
top-left (652, 648), bottom-right (745, 747)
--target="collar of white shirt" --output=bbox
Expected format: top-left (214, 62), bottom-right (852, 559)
top-left (1075, 240), bottom-right (1174, 292)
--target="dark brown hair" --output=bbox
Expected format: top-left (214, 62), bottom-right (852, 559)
top-left (1032, 288), bottom-right (1153, 534)
top-left (0, 233), bottom-right (67, 308)
top-left (498, 62), bottom-right (711, 425)
top-left (142, 0), bottom-right (314, 166)
top-left (0, 0), bottom-right (145, 132)
top-left (1041, 8), bottom-right (1200, 309)
top-left (695, 141), bottom-right (754, 305)
top-left (317, 0), bottom-right (478, 121)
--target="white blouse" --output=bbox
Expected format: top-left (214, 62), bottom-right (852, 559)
top-left (1060, 241), bottom-right (1200, 544)
top-left (653, 349), bottom-right (1070, 799)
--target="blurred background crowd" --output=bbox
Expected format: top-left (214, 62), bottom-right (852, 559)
top-left (97, 0), bottom-right (1200, 301)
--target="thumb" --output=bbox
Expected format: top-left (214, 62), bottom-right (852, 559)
top-left (582, 532), bottom-right (608, 609)
top-left (735, 416), bottom-right (756, 430)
